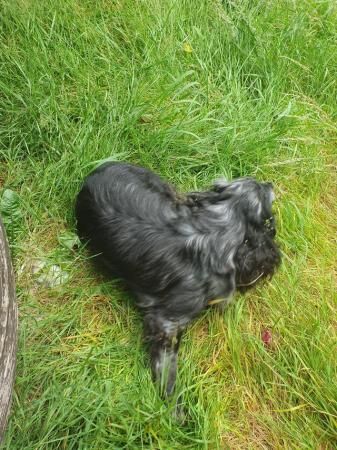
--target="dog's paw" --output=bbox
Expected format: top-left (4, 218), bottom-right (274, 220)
top-left (171, 399), bottom-right (188, 425)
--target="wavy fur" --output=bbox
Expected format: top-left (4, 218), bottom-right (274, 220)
top-left (75, 162), bottom-right (281, 395)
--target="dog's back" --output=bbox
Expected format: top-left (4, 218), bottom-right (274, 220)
top-left (76, 163), bottom-right (175, 230)
top-left (75, 162), bottom-right (188, 292)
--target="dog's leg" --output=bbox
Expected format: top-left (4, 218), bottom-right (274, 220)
top-left (144, 314), bottom-right (184, 396)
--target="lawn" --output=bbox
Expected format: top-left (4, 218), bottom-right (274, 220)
top-left (1, 0), bottom-right (336, 448)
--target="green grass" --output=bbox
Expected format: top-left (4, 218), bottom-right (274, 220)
top-left (1, 0), bottom-right (336, 448)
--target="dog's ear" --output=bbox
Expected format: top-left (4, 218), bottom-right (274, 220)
top-left (211, 179), bottom-right (236, 203)
top-left (212, 178), bottom-right (242, 203)
top-left (212, 178), bottom-right (229, 193)
top-left (186, 190), bottom-right (220, 205)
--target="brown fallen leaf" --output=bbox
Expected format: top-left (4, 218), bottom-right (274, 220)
top-left (261, 329), bottom-right (272, 347)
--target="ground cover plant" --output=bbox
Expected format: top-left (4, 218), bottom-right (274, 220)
top-left (1, 0), bottom-right (336, 448)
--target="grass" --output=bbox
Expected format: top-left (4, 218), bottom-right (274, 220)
top-left (1, 0), bottom-right (336, 448)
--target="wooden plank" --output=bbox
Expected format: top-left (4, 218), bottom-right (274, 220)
top-left (0, 217), bottom-right (18, 442)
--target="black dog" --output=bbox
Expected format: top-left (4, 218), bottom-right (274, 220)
top-left (75, 162), bottom-right (281, 395)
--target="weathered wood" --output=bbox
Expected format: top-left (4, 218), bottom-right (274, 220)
top-left (0, 217), bottom-right (17, 442)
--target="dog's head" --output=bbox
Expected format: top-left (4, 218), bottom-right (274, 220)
top-left (185, 176), bottom-right (281, 289)
top-left (211, 178), bottom-right (281, 290)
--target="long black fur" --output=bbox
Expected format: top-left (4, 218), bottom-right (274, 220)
top-left (75, 162), bottom-right (281, 395)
